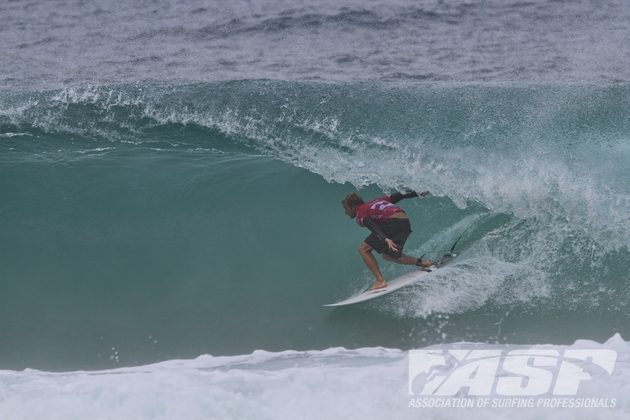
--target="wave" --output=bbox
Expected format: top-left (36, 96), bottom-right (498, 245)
top-left (2, 82), bottom-right (629, 244)
top-left (2, 81), bottom-right (629, 270)
top-left (1, 82), bottom-right (629, 369)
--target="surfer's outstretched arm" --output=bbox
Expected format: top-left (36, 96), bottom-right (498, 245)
top-left (389, 190), bottom-right (430, 203)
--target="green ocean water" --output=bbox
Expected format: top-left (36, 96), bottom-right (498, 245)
top-left (1, 81), bottom-right (629, 370)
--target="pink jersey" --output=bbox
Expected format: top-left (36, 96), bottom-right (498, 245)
top-left (356, 195), bottom-right (404, 226)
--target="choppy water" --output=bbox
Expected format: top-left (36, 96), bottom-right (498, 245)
top-left (3, 0), bottom-right (630, 89)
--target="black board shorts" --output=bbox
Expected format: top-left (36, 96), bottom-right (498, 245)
top-left (364, 218), bottom-right (412, 259)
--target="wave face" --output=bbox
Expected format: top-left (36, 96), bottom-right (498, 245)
top-left (1, 81), bottom-right (629, 370)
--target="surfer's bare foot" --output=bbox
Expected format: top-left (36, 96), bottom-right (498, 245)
top-left (368, 281), bottom-right (387, 291)
top-left (417, 258), bottom-right (432, 268)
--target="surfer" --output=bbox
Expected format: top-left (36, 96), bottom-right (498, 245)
top-left (341, 191), bottom-right (432, 291)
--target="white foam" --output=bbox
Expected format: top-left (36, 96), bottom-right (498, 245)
top-left (1, 335), bottom-right (628, 420)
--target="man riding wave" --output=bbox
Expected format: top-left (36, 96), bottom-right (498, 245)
top-left (342, 191), bottom-right (432, 291)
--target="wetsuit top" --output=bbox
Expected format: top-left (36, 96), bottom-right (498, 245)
top-left (356, 196), bottom-right (403, 226)
top-left (355, 191), bottom-right (419, 240)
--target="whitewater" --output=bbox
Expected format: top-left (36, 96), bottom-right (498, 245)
top-left (1, 335), bottom-right (629, 420)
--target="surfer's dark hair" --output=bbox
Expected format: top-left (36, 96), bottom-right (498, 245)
top-left (342, 192), bottom-right (364, 208)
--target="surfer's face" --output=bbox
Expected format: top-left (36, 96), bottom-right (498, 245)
top-left (343, 204), bottom-right (357, 218)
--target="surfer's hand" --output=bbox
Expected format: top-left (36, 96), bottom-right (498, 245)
top-left (419, 191), bottom-right (430, 197)
top-left (385, 238), bottom-right (399, 252)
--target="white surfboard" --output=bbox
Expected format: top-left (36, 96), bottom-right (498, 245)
top-left (324, 254), bottom-right (455, 307)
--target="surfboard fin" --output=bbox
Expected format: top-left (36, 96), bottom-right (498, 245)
top-left (435, 253), bottom-right (456, 267)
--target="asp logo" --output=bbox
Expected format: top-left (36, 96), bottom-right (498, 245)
top-left (408, 348), bottom-right (617, 396)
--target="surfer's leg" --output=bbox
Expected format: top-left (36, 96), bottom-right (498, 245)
top-left (359, 242), bottom-right (387, 290)
top-left (383, 253), bottom-right (433, 267)
top-left (382, 253), bottom-right (416, 265)
top-left (377, 220), bottom-right (433, 267)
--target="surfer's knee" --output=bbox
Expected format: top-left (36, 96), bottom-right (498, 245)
top-left (359, 242), bottom-right (372, 254)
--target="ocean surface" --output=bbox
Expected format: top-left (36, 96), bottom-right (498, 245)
top-left (1, 0), bottom-right (630, 418)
